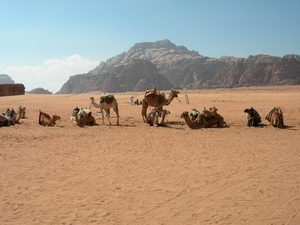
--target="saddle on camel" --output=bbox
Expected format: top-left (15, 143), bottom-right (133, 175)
top-left (39, 110), bottom-right (61, 126)
top-left (100, 93), bottom-right (115, 104)
top-left (144, 87), bottom-right (164, 99)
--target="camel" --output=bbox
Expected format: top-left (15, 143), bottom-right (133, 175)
top-left (89, 93), bottom-right (119, 125)
top-left (146, 109), bottom-right (170, 127)
top-left (244, 107), bottom-right (261, 127)
top-left (0, 114), bottom-right (11, 126)
top-left (71, 107), bottom-right (96, 127)
top-left (265, 107), bottom-right (284, 128)
top-left (181, 109), bottom-right (226, 129)
top-left (4, 107), bottom-right (23, 124)
top-left (19, 106), bottom-right (26, 118)
top-left (39, 111), bottom-right (61, 126)
top-left (141, 88), bottom-right (180, 122)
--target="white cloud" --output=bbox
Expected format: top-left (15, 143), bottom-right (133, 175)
top-left (0, 55), bottom-right (99, 93)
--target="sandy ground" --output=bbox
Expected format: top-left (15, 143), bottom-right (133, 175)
top-left (1, 86), bottom-right (300, 225)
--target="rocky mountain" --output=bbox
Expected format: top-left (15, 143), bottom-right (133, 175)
top-left (0, 84), bottom-right (25, 96)
top-left (0, 74), bottom-right (15, 84)
top-left (57, 40), bottom-right (300, 94)
top-left (57, 59), bottom-right (172, 94)
top-left (202, 54), bottom-right (300, 88)
top-left (28, 87), bottom-right (53, 94)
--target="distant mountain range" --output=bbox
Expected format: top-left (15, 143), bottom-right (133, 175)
top-left (56, 39), bottom-right (300, 94)
top-left (0, 74), bottom-right (15, 84)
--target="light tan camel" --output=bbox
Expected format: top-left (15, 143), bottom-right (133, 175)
top-left (4, 108), bottom-right (23, 124)
top-left (180, 110), bottom-right (226, 129)
top-left (89, 94), bottom-right (119, 125)
top-left (146, 109), bottom-right (170, 127)
top-left (265, 107), bottom-right (284, 128)
top-left (71, 107), bottom-right (96, 127)
top-left (141, 89), bottom-right (180, 122)
top-left (19, 106), bottom-right (26, 118)
top-left (39, 111), bottom-right (61, 126)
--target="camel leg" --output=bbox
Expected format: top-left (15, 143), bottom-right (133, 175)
top-left (153, 111), bottom-right (159, 127)
top-left (141, 99), bottom-right (148, 123)
top-left (105, 109), bottom-right (111, 125)
top-left (101, 111), bottom-right (105, 124)
top-left (113, 105), bottom-right (120, 125)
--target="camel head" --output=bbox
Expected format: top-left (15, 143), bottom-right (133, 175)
top-left (72, 107), bottom-right (80, 116)
top-left (244, 107), bottom-right (256, 116)
top-left (89, 97), bottom-right (94, 101)
top-left (162, 109), bottom-right (171, 115)
top-left (170, 90), bottom-right (180, 98)
top-left (52, 115), bottom-right (61, 121)
top-left (180, 111), bottom-right (189, 119)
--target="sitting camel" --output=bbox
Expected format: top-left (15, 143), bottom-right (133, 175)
top-left (0, 114), bottom-right (11, 127)
top-left (265, 107), bottom-right (284, 128)
top-left (244, 107), bottom-right (261, 127)
top-left (141, 87), bottom-right (180, 122)
top-left (39, 111), bottom-right (61, 126)
top-left (146, 109), bottom-right (170, 127)
top-left (71, 107), bottom-right (96, 127)
top-left (181, 109), bottom-right (226, 129)
top-left (89, 93), bottom-right (119, 125)
top-left (4, 107), bottom-right (24, 124)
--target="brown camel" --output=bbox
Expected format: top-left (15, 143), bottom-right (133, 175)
top-left (141, 88), bottom-right (179, 122)
top-left (146, 109), bottom-right (170, 127)
top-left (71, 107), bottom-right (96, 127)
top-left (39, 111), bottom-right (61, 126)
top-left (265, 107), bottom-right (284, 128)
top-left (89, 94), bottom-right (119, 125)
top-left (180, 110), bottom-right (226, 129)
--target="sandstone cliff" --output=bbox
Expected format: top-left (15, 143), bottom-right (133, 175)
top-left (57, 59), bottom-right (172, 94)
top-left (0, 84), bottom-right (25, 96)
top-left (57, 40), bottom-right (300, 94)
top-left (202, 54), bottom-right (300, 88)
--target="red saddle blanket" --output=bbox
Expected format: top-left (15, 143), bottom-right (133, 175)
top-left (39, 111), bottom-right (51, 125)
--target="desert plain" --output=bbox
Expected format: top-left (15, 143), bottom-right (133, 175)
top-left (1, 86), bottom-right (300, 225)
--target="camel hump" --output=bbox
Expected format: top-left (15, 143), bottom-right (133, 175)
top-left (100, 93), bottom-right (115, 100)
top-left (145, 88), bottom-right (160, 95)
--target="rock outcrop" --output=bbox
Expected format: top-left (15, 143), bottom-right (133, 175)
top-left (57, 40), bottom-right (300, 94)
top-left (28, 88), bottom-right (53, 94)
top-left (57, 59), bottom-right (172, 94)
top-left (0, 74), bottom-right (15, 84)
top-left (202, 54), bottom-right (300, 88)
top-left (0, 84), bottom-right (25, 96)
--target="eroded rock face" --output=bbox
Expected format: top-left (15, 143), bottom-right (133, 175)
top-left (57, 59), bottom-right (172, 94)
top-left (202, 54), bottom-right (300, 88)
top-left (0, 84), bottom-right (25, 96)
top-left (28, 88), bottom-right (52, 94)
top-left (57, 40), bottom-right (300, 94)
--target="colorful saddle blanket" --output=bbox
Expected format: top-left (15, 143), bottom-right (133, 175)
top-left (39, 111), bottom-right (51, 125)
top-left (100, 93), bottom-right (115, 103)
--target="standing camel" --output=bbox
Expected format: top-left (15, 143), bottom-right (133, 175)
top-left (141, 89), bottom-right (180, 122)
top-left (89, 94), bottom-right (119, 125)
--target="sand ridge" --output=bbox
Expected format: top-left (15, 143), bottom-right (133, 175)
top-left (1, 87), bottom-right (300, 224)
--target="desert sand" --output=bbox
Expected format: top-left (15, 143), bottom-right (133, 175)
top-left (1, 86), bottom-right (300, 225)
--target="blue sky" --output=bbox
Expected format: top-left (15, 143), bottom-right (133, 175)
top-left (1, 0), bottom-right (299, 93)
